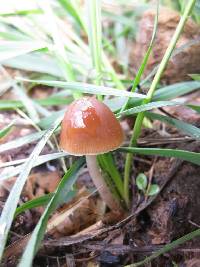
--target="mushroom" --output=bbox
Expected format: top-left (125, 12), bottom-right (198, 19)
top-left (60, 97), bottom-right (123, 211)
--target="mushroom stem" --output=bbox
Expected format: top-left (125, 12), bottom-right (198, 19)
top-left (86, 155), bottom-right (122, 211)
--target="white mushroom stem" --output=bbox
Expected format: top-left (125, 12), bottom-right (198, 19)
top-left (86, 155), bottom-right (122, 211)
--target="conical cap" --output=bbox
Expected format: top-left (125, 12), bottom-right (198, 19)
top-left (60, 97), bottom-right (123, 155)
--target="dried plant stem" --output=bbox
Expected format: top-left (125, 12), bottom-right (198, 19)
top-left (124, 0), bottom-right (197, 206)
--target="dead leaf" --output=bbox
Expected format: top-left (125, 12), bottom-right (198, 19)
top-left (47, 188), bottom-right (98, 237)
top-left (24, 170), bottom-right (60, 200)
top-left (185, 259), bottom-right (200, 267)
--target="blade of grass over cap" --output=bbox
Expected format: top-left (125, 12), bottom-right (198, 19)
top-left (124, 0), bottom-right (197, 206)
top-left (38, 96), bottom-right (132, 130)
top-left (19, 158), bottom-right (85, 267)
top-left (0, 117), bottom-right (61, 261)
top-left (16, 78), bottom-right (146, 98)
top-left (120, 147), bottom-right (200, 166)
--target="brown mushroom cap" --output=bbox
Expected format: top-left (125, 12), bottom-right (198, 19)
top-left (60, 97), bottom-right (123, 155)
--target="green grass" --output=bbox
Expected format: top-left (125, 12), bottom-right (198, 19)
top-left (19, 158), bottom-right (85, 266)
top-left (126, 227), bottom-right (200, 266)
top-left (0, 121), bottom-right (14, 139)
top-left (0, 0), bottom-right (199, 266)
top-left (123, 0), bottom-right (197, 205)
top-left (0, 117), bottom-right (61, 260)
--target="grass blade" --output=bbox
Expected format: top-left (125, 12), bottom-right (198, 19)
top-left (0, 152), bottom-right (67, 169)
top-left (190, 74), bottom-right (200, 80)
top-left (2, 54), bottom-right (64, 78)
top-left (0, 9), bottom-right (42, 17)
top-left (117, 101), bottom-right (181, 118)
top-left (123, 0), bottom-right (197, 205)
top-left (153, 81), bottom-right (200, 101)
top-left (1, 67), bottom-right (40, 123)
top-left (127, 81), bottom-right (200, 108)
top-left (14, 84), bottom-right (40, 123)
top-left (19, 158), bottom-right (85, 267)
top-left (0, 121), bottom-right (14, 139)
top-left (0, 131), bottom-right (45, 153)
top-left (0, 41), bottom-right (47, 62)
top-left (98, 153), bottom-right (124, 200)
top-left (87, 0), bottom-right (103, 87)
top-left (58, 0), bottom-right (86, 31)
top-left (16, 78), bottom-right (146, 98)
top-left (0, 80), bottom-right (11, 96)
top-left (38, 0), bottom-right (81, 99)
top-left (146, 112), bottom-right (200, 140)
top-left (0, 118), bottom-right (61, 261)
top-left (0, 95), bottom-right (72, 110)
top-left (15, 193), bottom-right (54, 217)
top-left (188, 104), bottom-right (200, 113)
top-left (38, 110), bottom-right (65, 129)
top-left (0, 152), bottom-right (68, 181)
top-left (120, 147), bottom-right (200, 166)
top-left (140, 38), bottom-right (200, 86)
top-left (15, 190), bottom-right (76, 217)
top-left (120, 1), bottom-right (159, 112)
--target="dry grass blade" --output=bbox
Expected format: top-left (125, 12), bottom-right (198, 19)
top-left (0, 117), bottom-right (61, 261)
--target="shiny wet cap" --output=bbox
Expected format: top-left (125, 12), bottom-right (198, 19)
top-left (60, 97), bottom-right (123, 155)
